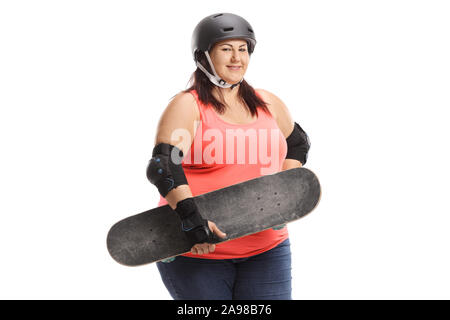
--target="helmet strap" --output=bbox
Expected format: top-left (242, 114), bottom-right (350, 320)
top-left (196, 51), bottom-right (243, 89)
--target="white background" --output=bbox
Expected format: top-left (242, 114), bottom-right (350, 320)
top-left (1, 0), bottom-right (449, 299)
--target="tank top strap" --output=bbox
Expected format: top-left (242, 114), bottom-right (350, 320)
top-left (188, 89), bottom-right (216, 124)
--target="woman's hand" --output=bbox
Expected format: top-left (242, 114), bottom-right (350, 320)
top-left (190, 221), bottom-right (226, 255)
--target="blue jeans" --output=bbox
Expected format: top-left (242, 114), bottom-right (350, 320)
top-left (156, 238), bottom-right (292, 300)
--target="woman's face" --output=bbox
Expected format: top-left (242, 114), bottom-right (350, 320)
top-left (209, 38), bottom-right (250, 84)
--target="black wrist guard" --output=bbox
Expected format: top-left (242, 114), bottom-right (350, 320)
top-left (175, 198), bottom-right (213, 245)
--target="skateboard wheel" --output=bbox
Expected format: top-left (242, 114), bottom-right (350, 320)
top-left (161, 257), bottom-right (176, 263)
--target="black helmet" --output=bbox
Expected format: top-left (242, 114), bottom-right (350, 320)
top-left (191, 13), bottom-right (256, 61)
top-left (191, 13), bottom-right (256, 89)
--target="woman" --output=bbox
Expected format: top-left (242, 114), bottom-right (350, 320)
top-left (147, 13), bottom-right (310, 300)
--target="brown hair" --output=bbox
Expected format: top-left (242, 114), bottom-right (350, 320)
top-left (182, 50), bottom-right (270, 117)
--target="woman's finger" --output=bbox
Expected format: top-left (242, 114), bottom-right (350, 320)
top-left (208, 221), bottom-right (227, 239)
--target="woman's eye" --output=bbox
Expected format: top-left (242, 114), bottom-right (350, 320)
top-left (222, 48), bottom-right (247, 52)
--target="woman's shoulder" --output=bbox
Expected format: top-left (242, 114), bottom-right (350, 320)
top-left (254, 88), bottom-right (285, 108)
top-left (254, 88), bottom-right (294, 138)
top-left (155, 91), bottom-right (200, 153)
top-left (165, 90), bottom-right (200, 121)
top-left (169, 90), bottom-right (197, 107)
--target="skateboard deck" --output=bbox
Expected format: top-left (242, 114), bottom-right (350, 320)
top-left (107, 167), bottom-right (321, 266)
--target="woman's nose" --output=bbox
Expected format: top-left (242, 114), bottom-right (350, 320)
top-left (231, 50), bottom-right (240, 61)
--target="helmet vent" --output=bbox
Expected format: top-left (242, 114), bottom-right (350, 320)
top-left (248, 28), bottom-right (254, 33)
top-left (213, 14), bottom-right (223, 18)
top-left (223, 27), bottom-right (234, 32)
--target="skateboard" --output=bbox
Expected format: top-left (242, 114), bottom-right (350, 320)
top-left (107, 167), bottom-right (321, 266)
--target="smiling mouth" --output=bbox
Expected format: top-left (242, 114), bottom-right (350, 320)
top-left (227, 66), bottom-right (241, 70)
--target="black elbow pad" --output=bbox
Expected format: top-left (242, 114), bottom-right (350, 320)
top-left (146, 143), bottom-right (188, 197)
top-left (286, 122), bottom-right (311, 165)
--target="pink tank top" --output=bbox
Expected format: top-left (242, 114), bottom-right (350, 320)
top-left (158, 89), bottom-right (289, 259)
